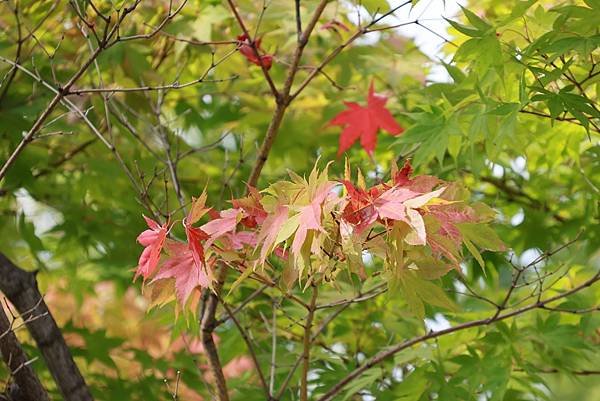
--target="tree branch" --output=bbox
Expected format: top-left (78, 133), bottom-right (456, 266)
top-left (0, 253), bottom-right (93, 401)
top-left (219, 297), bottom-right (270, 399)
top-left (0, 304), bottom-right (50, 401)
top-left (0, 44), bottom-right (105, 182)
top-left (200, 267), bottom-right (229, 401)
top-left (225, 0), bottom-right (279, 99)
top-left (300, 285), bottom-right (319, 401)
top-left (317, 270), bottom-right (600, 401)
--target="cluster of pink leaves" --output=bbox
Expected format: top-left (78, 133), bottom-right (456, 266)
top-left (135, 161), bottom-right (499, 307)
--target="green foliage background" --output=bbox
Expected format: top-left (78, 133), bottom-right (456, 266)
top-left (0, 0), bottom-right (599, 400)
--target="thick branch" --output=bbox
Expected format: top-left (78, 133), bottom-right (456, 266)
top-left (247, 1), bottom-right (330, 186)
top-left (0, 306), bottom-right (50, 401)
top-left (200, 267), bottom-right (229, 401)
top-left (0, 253), bottom-right (93, 401)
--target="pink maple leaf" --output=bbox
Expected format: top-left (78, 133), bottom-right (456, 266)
top-left (226, 230), bottom-right (257, 250)
top-left (201, 208), bottom-right (242, 248)
top-left (135, 216), bottom-right (169, 281)
top-left (256, 204), bottom-right (289, 262)
top-left (153, 242), bottom-right (211, 306)
top-left (291, 182), bottom-right (337, 255)
top-left (429, 205), bottom-right (476, 244)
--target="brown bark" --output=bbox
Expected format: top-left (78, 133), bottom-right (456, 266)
top-left (0, 306), bottom-right (50, 401)
top-left (200, 267), bottom-right (229, 401)
top-left (0, 253), bottom-right (93, 401)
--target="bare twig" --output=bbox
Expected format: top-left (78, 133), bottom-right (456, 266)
top-left (219, 297), bottom-right (270, 399)
top-left (317, 271), bottom-right (600, 401)
top-left (225, 0), bottom-right (279, 99)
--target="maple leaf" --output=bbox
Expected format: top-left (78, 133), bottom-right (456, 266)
top-left (288, 165), bottom-right (338, 256)
top-left (392, 160), bottom-right (413, 186)
top-left (340, 170), bottom-right (446, 245)
top-left (226, 230), bottom-right (257, 250)
top-left (201, 208), bottom-right (243, 248)
top-left (231, 186), bottom-right (267, 228)
top-left (340, 180), bottom-right (379, 232)
top-left (329, 80), bottom-right (404, 156)
top-left (256, 204), bottom-right (289, 262)
top-left (184, 194), bottom-right (210, 270)
top-left (429, 204), bottom-right (477, 244)
top-left (185, 225), bottom-right (208, 268)
top-left (291, 188), bottom-right (331, 255)
top-left (135, 216), bottom-right (169, 281)
top-left (153, 242), bottom-right (211, 306)
top-left (377, 186), bottom-right (446, 245)
top-left (237, 34), bottom-right (273, 70)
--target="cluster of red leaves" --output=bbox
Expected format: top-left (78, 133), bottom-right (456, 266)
top-left (237, 33), bottom-right (273, 70)
top-left (135, 161), bottom-right (503, 309)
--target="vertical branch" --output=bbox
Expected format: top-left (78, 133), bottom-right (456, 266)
top-left (269, 299), bottom-right (277, 395)
top-left (200, 267), bottom-right (229, 401)
top-left (247, 0), bottom-right (329, 187)
top-left (300, 285), bottom-right (318, 401)
top-left (247, 102), bottom-right (288, 187)
top-left (0, 304), bottom-right (50, 401)
top-left (200, 2), bottom-right (331, 399)
top-left (294, 0), bottom-right (302, 41)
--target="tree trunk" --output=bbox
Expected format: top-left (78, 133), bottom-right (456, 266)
top-left (0, 253), bottom-right (93, 401)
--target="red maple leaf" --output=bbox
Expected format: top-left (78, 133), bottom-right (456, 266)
top-left (231, 186), bottom-right (267, 228)
top-left (393, 160), bottom-right (413, 186)
top-left (329, 81), bottom-right (404, 156)
top-left (184, 224), bottom-right (208, 270)
top-left (183, 195), bottom-right (210, 271)
top-left (237, 34), bottom-right (274, 70)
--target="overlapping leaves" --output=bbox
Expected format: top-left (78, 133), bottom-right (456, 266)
top-left (134, 160), bottom-right (504, 314)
